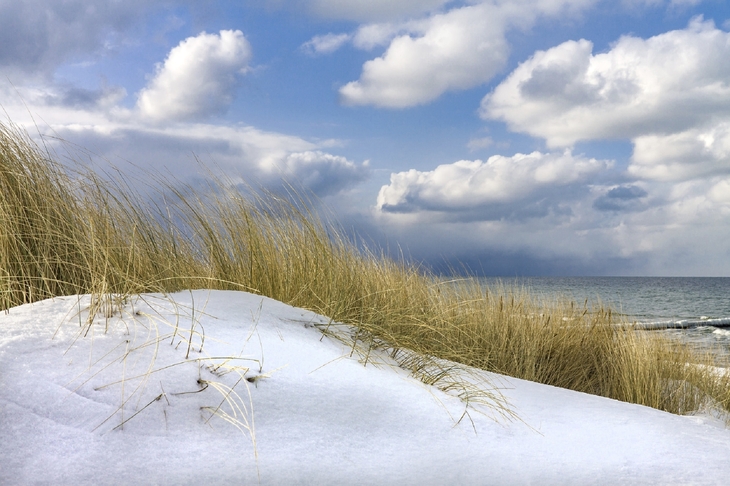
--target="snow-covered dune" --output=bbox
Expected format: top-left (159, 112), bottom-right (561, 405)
top-left (2, 290), bottom-right (730, 485)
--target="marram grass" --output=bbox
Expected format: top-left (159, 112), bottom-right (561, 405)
top-left (2, 120), bottom-right (730, 418)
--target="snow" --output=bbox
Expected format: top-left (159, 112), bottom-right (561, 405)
top-left (2, 290), bottom-right (730, 485)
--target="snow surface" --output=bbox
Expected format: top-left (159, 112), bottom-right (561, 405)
top-left (2, 290), bottom-right (730, 485)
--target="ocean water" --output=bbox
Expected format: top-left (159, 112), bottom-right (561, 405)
top-left (480, 277), bottom-right (730, 363)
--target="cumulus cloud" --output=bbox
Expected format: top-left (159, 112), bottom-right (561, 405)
top-left (372, 166), bottom-right (730, 275)
top-left (376, 150), bottom-right (609, 220)
top-left (263, 151), bottom-right (370, 196)
top-left (340, 4), bottom-right (509, 108)
top-left (1, 82), bottom-right (368, 199)
top-left (482, 17), bottom-right (730, 147)
top-left (629, 123), bottom-right (730, 181)
top-left (301, 33), bottom-right (352, 55)
top-left (352, 23), bottom-right (405, 50)
top-left (372, 188), bottom-right (730, 276)
top-left (340, 0), bottom-right (596, 108)
top-left (96, 124), bottom-right (370, 197)
top-left (137, 30), bottom-right (252, 123)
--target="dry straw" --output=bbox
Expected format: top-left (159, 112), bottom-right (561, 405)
top-left (2, 120), bottom-right (729, 419)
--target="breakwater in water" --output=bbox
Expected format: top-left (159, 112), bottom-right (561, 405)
top-left (631, 317), bottom-right (730, 330)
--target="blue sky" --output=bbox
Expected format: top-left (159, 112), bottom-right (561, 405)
top-left (2, 0), bottom-right (730, 276)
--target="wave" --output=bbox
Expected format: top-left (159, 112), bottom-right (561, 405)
top-left (631, 317), bottom-right (730, 330)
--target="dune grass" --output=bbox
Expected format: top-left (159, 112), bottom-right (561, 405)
top-left (2, 120), bottom-right (730, 419)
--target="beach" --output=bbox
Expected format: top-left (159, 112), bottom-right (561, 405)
top-left (2, 290), bottom-right (730, 485)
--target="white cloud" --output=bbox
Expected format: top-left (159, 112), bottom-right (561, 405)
top-left (629, 123), bottom-right (730, 181)
top-left (352, 23), bottom-right (406, 50)
top-left (52, 122), bottom-right (369, 197)
top-left (267, 151), bottom-right (370, 196)
top-left (110, 124), bottom-right (370, 196)
top-left (340, 3), bottom-right (510, 108)
top-left (340, 0), bottom-right (596, 108)
top-left (301, 33), bottom-right (352, 55)
top-left (137, 30), bottom-right (252, 123)
top-left (372, 163), bottom-right (730, 275)
top-left (376, 150), bottom-right (609, 220)
top-left (482, 17), bottom-right (730, 148)
top-left (1, 80), bottom-right (369, 199)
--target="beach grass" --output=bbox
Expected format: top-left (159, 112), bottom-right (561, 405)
top-left (2, 120), bottom-right (730, 418)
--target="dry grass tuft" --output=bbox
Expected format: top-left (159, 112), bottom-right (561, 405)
top-left (2, 120), bottom-right (730, 419)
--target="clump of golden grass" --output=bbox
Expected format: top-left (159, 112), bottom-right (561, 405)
top-left (2, 120), bottom-right (729, 418)
top-left (353, 280), bottom-right (730, 416)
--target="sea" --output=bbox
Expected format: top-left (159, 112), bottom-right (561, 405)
top-left (480, 277), bottom-right (730, 365)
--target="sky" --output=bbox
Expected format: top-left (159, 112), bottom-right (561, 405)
top-left (4, 290), bottom-right (730, 484)
top-left (1, 0), bottom-right (730, 276)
